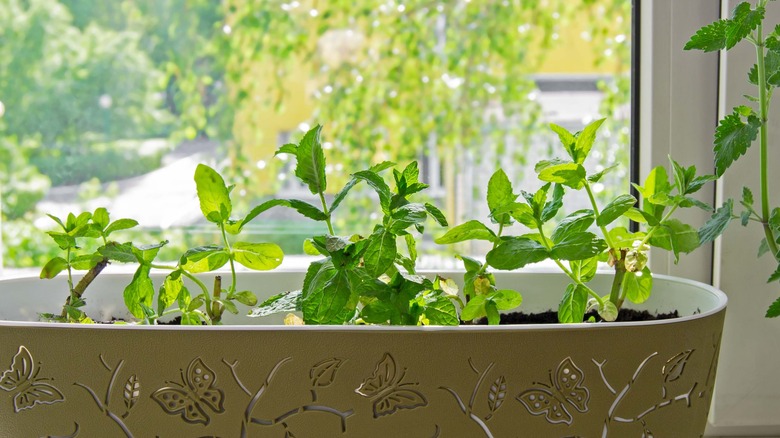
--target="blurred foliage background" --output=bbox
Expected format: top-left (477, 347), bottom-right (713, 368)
top-left (0, 0), bottom-right (630, 268)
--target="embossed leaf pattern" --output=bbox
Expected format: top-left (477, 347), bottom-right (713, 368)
top-left (487, 376), bottom-right (507, 414)
top-left (310, 358), bottom-right (345, 387)
top-left (663, 350), bottom-right (694, 383)
top-left (123, 375), bottom-right (140, 411)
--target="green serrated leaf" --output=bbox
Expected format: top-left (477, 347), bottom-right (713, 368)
top-left (551, 210), bottom-right (595, 243)
top-left (352, 170), bottom-right (392, 214)
top-left (573, 118), bottom-right (606, 164)
top-left (597, 194), bottom-right (636, 227)
top-left (623, 266), bottom-right (653, 304)
top-left (685, 19), bottom-right (729, 52)
top-left (537, 162), bottom-right (586, 189)
top-left (240, 199), bottom-right (327, 232)
top-left (541, 184), bottom-right (564, 223)
top-left (274, 143), bottom-right (298, 155)
top-left (551, 232), bottom-right (607, 261)
top-left (124, 265), bottom-right (154, 319)
top-left (70, 254), bottom-right (103, 271)
top-left (180, 245), bottom-right (229, 273)
top-left (47, 232), bottom-right (77, 250)
top-left (92, 208), bottom-right (109, 230)
top-left (558, 284), bottom-right (588, 323)
top-left (295, 125), bottom-right (327, 195)
top-left (487, 169), bottom-right (516, 225)
top-left (435, 220), bottom-right (497, 244)
top-left (588, 164), bottom-right (620, 183)
top-left (158, 272), bottom-right (183, 314)
top-left (194, 164), bottom-right (232, 223)
top-left (40, 257), bottom-right (69, 279)
top-left (742, 186), bottom-right (754, 207)
top-left (766, 296), bottom-right (780, 318)
top-left (233, 242), bottom-right (284, 271)
top-left (104, 218), bottom-right (138, 237)
top-left (570, 257), bottom-right (598, 283)
top-left (424, 203), bottom-right (448, 227)
top-left (249, 290), bottom-right (301, 317)
top-left (714, 109), bottom-right (761, 176)
top-left (698, 199), bottom-right (734, 245)
top-left (363, 230), bottom-right (396, 277)
top-left (726, 2), bottom-right (764, 50)
top-left (486, 237), bottom-right (549, 270)
top-left (301, 270), bottom-right (354, 324)
top-left (389, 203), bottom-right (427, 234)
top-left (422, 294), bottom-right (459, 326)
top-left (650, 219), bottom-right (700, 262)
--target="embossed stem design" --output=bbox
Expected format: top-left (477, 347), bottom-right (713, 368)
top-left (439, 359), bottom-right (497, 438)
top-left (249, 405), bottom-right (354, 432)
top-left (613, 382), bottom-right (697, 423)
top-left (601, 352), bottom-right (657, 438)
top-left (74, 356), bottom-right (134, 438)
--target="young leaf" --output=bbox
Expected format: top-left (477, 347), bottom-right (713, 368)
top-left (537, 162), bottom-right (586, 189)
top-left (240, 199), bottom-right (327, 232)
top-left (685, 19), bottom-right (729, 52)
top-left (551, 210), bottom-right (595, 243)
top-left (573, 118), bottom-right (606, 164)
top-left (435, 220), bottom-right (498, 244)
top-left (461, 295), bottom-right (488, 321)
top-left (92, 207), bottom-right (110, 230)
top-left (329, 178), bottom-right (358, 214)
top-left (294, 125), bottom-right (328, 195)
top-left (124, 266), bottom-right (155, 319)
top-left (596, 194), bottom-right (637, 227)
top-left (194, 164), bottom-right (232, 223)
top-left (490, 289), bottom-right (523, 310)
top-left (486, 237), bottom-right (549, 270)
top-left (233, 242), bottom-right (284, 271)
top-left (388, 203), bottom-right (427, 233)
top-left (40, 257), bottom-right (69, 279)
top-left (570, 257), bottom-right (598, 283)
top-left (588, 164), bottom-right (619, 183)
top-left (487, 169), bottom-right (516, 225)
top-left (180, 246), bottom-right (230, 273)
top-left (649, 219), bottom-right (700, 262)
top-left (274, 143), bottom-right (298, 155)
top-left (363, 229), bottom-right (397, 277)
top-left (104, 219), bottom-right (139, 237)
top-left (698, 199), bottom-right (734, 245)
top-left (766, 296), bottom-right (780, 318)
top-left (422, 295), bottom-right (459, 326)
top-left (558, 284), bottom-right (588, 323)
top-left (540, 184), bottom-right (564, 223)
top-left (158, 272), bottom-right (183, 314)
top-left (424, 203), bottom-right (448, 227)
top-left (549, 123), bottom-right (576, 154)
top-left (352, 170), bottom-right (392, 213)
top-left (485, 300), bottom-right (500, 326)
top-left (623, 267), bottom-right (653, 304)
top-left (714, 109), bottom-right (761, 176)
top-left (551, 232), bottom-right (607, 261)
top-left (726, 2), bottom-right (764, 50)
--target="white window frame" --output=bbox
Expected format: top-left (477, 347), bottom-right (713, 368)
top-left (644, 1), bottom-right (780, 435)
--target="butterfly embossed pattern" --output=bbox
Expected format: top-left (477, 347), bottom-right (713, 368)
top-left (517, 357), bottom-right (590, 425)
top-left (355, 353), bottom-right (427, 418)
top-left (0, 345), bottom-right (65, 413)
top-left (152, 357), bottom-right (225, 425)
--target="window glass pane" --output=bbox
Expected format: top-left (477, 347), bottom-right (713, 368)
top-left (0, 0), bottom-right (631, 270)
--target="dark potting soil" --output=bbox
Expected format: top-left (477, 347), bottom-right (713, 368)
top-left (475, 308), bottom-right (680, 325)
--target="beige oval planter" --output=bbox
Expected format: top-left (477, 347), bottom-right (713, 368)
top-left (0, 270), bottom-right (725, 437)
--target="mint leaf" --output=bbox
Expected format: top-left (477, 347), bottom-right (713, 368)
top-left (180, 245), bottom-right (230, 273)
top-left (389, 203), bottom-right (427, 234)
top-left (588, 164), bottom-right (619, 183)
top-left (491, 289), bottom-right (523, 310)
top-left (597, 194), bottom-right (636, 227)
top-left (550, 232), bottom-right (607, 261)
top-left (649, 219), bottom-right (700, 262)
top-left (541, 184), bottom-right (564, 222)
top-left (424, 203), bottom-right (448, 227)
top-left (768, 263), bottom-right (780, 283)
top-left (240, 199), bottom-right (327, 232)
top-left (295, 125), bottom-right (327, 195)
top-left (302, 270), bottom-right (354, 324)
top-left (422, 295), bottom-right (459, 326)
top-left (726, 2), bottom-right (764, 50)
top-left (460, 295), bottom-right (488, 321)
top-left (558, 283), bottom-right (587, 323)
top-left (570, 257), bottom-right (598, 283)
top-left (249, 290), bottom-right (301, 317)
top-left (158, 272), bottom-right (183, 314)
top-left (195, 164), bottom-right (232, 223)
top-left (551, 210), bottom-right (595, 243)
top-left (352, 170), bottom-right (392, 214)
top-left (104, 218), bottom-right (139, 237)
top-left (92, 207), bottom-right (109, 230)
top-left (486, 237), bottom-right (549, 270)
top-left (684, 19), bottom-right (729, 52)
top-left (364, 229), bottom-right (396, 277)
top-left (99, 242), bottom-right (137, 263)
top-left (537, 162), bottom-right (586, 189)
top-left (274, 143), bottom-right (298, 155)
top-left (124, 265), bottom-right (154, 319)
top-left (330, 178), bottom-right (358, 213)
top-left (714, 109), bottom-right (761, 176)
top-left (435, 220), bottom-right (498, 244)
top-left (623, 267), bottom-right (653, 304)
top-left (233, 242), bottom-right (284, 271)
top-left (487, 169), bottom-right (516, 225)
top-left (40, 257), bottom-right (69, 279)
top-left (549, 123), bottom-right (576, 157)
top-left (573, 118), bottom-right (606, 164)
top-left (698, 199), bottom-right (734, 245)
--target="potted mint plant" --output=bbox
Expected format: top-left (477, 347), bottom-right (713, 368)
top-left (0, 121), bottom-right (727, 436)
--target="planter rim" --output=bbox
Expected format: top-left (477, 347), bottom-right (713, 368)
top-left (0, 270), bottom-right (727, 331)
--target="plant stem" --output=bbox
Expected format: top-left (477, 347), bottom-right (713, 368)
top-left (640, 205), bottom-right (680, 246)
top-left (608, 249), bottom-right (628, 308)
top-left (584, 181), bottom-right (618, 251)
top-left (220, 223), bottom-right (237, 294)
top-left (319, 192), bottom-right (335, 235)
top-left (60, 256), bottom-right (109, 319)
top-left (538, 223), bottom-right (604, 307)
top-left (755, 21), bottom-right (780, 259)
top-left (476, 222), bottom-right (504, 276)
